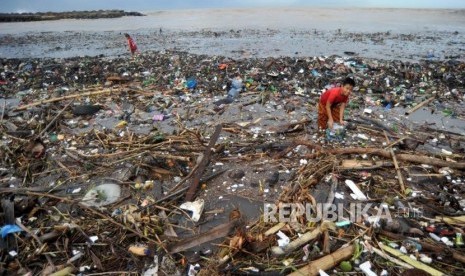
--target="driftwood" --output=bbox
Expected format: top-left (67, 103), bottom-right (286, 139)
top-left (166, 217), bottom-right (243, 254)
top-left (185, 124), bottom-right (222, 201)
top-left (288, 244), bottom-right (354, 276)
top-left (24, 191), bottom-right (162, 247)
top-left (271, 222), bottom-right (333, 256)
top-left (38, 100), bottom-right (74, 137)
top-left (155, 169), bottom-right (227, 205)
top-left (13, 88), bottom-right (139, 111)
top-left (326, 175), bottom-right (338, 206)
top-left (390, 148), bottom-right (406, 193)
top-left (421, 126), bottom-right (465, 141)
top-left (272, 119), bottom-right (312, 134)
top-left (16, 219), bottom-right (56, 270)
top-left (357, 115), bottom-right (397, 135)
top-left (405, 96), bottom-right (436, 115)
top-left (385, 131), bottom-right (406, 194)
top-left (297, 140), bottom-right (465, 170)
top-left (340, 159), bottom-right (393, 170)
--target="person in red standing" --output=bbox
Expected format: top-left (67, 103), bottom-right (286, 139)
top-left (318, 77), bottom-right (355, 130)
top-left (124, 33), bottom-right (138, 57)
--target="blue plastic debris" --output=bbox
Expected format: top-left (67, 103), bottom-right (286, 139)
top-left (1, 224), bottom-right (23, 239)
top-left (186, 77), bottom-right (197, 89)
top-left (311, 69), bottom-right (321, 77)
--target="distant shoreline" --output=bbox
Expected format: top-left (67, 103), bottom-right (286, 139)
top-left (0, 10), bottom-right (145, 22)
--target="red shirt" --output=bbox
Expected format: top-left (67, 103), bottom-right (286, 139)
top-left (127, 37), bottom-right (138, 53)
top-left (319, 87), bottom-right (349, 106)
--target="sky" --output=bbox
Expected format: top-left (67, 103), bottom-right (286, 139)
top-left (2, 0), bottom-right (465, 13)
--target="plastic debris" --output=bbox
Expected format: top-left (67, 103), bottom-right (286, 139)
top-left (0, 224), bottom-right (23, 238)
top-left (276, 231), bottom-right (290, 247)
top-left (179, 199), bottom-right (205, 222)
top-left (345, 179), bottom-right (368, 201)
top-left (81, 183), bottom-right (122, 207)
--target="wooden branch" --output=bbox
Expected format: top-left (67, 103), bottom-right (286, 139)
top-left (384, 131), bottom-right (406, 194)
top-left (390, 149), bottom-right (406, 193)
top-left (296, 140), bottom-right (465, 170)
top-left (326, 174), bottom-right (337, 205)
top-left (288, 244), bottom-right (354, 276)
top-left (150, 153), bottom-right (191, 162)
top-left (24, 191), bottom-right (163, 249)
top-left (185, 124), bottom-right (222, 201)
top-left (16, 218), bottom-right (56, 270)
top-left (322, 230), bottom-right (331, 254)
top-left (405, 96), bottom-right (435, 115)
top-left (38, 100), bottom-right (74, 137)
top-left (14, 88), bottom-right (116, 111)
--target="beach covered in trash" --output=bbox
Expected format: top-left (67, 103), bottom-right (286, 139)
top-left (1, 30), bottom-right (465, 275)
top-left (2, 50), bottom-right (465, 276)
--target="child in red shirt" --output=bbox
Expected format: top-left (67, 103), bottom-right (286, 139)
top-left (124, 33), bottom-right (138, 57)
top-left (318, 77), bottom-right (355, 130)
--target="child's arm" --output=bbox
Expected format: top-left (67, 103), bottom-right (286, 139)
top-left (339, 102), bottom-right (346, 124)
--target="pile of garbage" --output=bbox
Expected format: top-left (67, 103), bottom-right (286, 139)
top-left (1, 51), bottom-right (465, 275)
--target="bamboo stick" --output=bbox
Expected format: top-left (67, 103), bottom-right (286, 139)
top-left (435, 215), bottom-right (465, 225)
top-left (378, 243), bottom-right (445, 276)
top-left (264, 222), bottom-right (286, 236)
top-left (384, 131), bottom-right (406, 194)
top-left (288, 244), bottom-right (355, 276)
top-left (271, 221), bottom-right (333, 256)
top-left (371, 246), bottom-right (413, 269)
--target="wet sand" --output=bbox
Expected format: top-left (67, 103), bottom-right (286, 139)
top-left (1, 8), bottom-right (464, 60)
